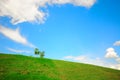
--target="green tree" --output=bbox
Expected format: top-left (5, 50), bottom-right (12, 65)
top-left (40, 51), bottom-right (45, 58)
top-left (34, 48), bottom-right (45, 58)
top-left (34, 48), bottom-right (39, 55)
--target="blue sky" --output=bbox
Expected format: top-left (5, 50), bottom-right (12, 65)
top-left (0, 0), bottom-right (120, 70)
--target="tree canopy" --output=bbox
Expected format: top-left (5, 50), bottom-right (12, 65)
top-left (34, 48), bottom-right (45, 58)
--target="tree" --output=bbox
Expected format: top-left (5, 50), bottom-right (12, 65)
top-left (40, 51), bottom-right (45, 58)
top-left (34, 48), bottom-right (45, 58)
top-left (34, 48), bottom-right (39, 55)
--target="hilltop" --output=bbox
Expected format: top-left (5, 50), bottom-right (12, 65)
top-left (0, 53), bottom-right (120, 80)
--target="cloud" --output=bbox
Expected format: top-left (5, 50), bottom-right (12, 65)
top-left (0, 0), bottom-right (96, 24)
top-left (64, 42), bottom-right (120, 70)
top-left (64, 56), bottom-right (74, 59)
top-left (109, 64), bottom-right (120, 70)
top-left (114, 40), bottom-right (120, 46)
top-left (104, 47), bottom-right (120, 70)
top-left (0, 0), bottom-right (46, 24)
top-left (53, 0), bottom-right (96, 7)
top-left (63, 55), bottom-right (120, 70)
top-left (64, 55), bottom-right (87, 61)
top-left (64, 55), bottom-right (106, 66)
top-left (7, 47), bottom-right (31, 53)
top-left (116, 58), bottom-right (120, 63)
top-left (63, 55), bottom-right (105, 67)
top-left (105, 48), bottom-right (118, 58)
top-left (74, 56), bottom-right (87, 61)
top-left (0, 25), bottom-right (35, 48)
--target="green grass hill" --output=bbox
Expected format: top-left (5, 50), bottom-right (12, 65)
top-left (0, 53), bottom-right (120, 80)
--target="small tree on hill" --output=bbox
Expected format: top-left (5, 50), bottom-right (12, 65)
top-left (40, 51), bottom-right (45, 58)
top-left (34, 48), bottom-right (45, 58)
top-left (34, 48), bottom-right (39, 55)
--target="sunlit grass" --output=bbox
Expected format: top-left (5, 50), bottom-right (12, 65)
top-left (0, 53), bottom-right (120, 80)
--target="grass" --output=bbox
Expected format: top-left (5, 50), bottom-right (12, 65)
top-left (0, 53), bottom-right (120, 80)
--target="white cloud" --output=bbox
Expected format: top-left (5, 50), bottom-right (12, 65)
top-left (7, 47), bottom-right (31, 53)
top-left (74, 56), bottom-right (87, 61)
top-left (0, 25), bottom-right (35, 48)
top-left (109, 64), bottom-right (120, 70)
top-left (0, 0), bottom-right (46, 24)
top-left (63, 55), bottom-right (120, 70)
top-left (64, 56), bottom-right (74, 59)
top-left (0, 0), bottom-right (96, 24)
top-left (105, 48), bottom-right (118, 58)
top-left (64, 43), bottom-right (120, 70)
top-left (104, 47), bottom-right (120, 70)
top-left (53, 0), bottom-right (96, 7)
top-left (116, 64), bottom-right (120, 70)
top-left (114, 40), bottom-right (120, 46)
top-left (116, 58), bottom-right (120, 63)
top-left (64, 55), bottom-right (87, 61)
top-left (63, 55), bottom-right (104, 65)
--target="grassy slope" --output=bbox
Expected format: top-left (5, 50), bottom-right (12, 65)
top-left (0, 53), bottom-right (120, 80)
